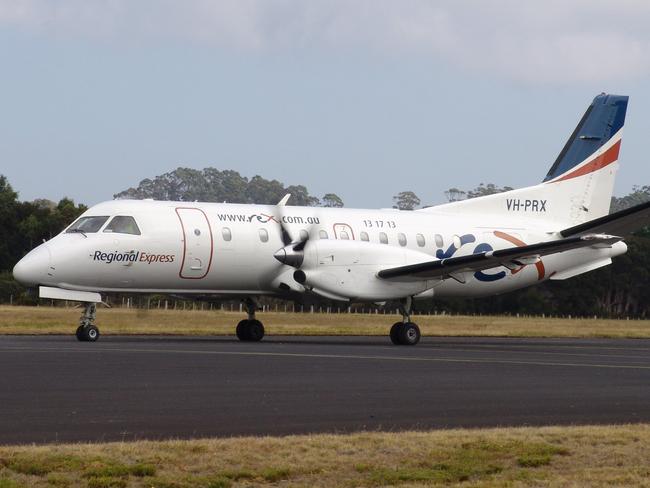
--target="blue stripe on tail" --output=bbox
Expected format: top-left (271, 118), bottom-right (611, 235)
top-left (543, 93), bottom-right (628, 182)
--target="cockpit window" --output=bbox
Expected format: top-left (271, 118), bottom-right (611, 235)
top-left (66, 216), bottom-right (110, 234)
top-left (104, 216), bottom-right (141, 235)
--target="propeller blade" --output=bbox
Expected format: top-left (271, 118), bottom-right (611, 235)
top-left (293, 235), bottom-right (309, 252)
top-left (280, 222), bottom-right (293, 247)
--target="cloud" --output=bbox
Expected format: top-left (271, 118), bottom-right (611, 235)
top-left (1, 0), bottom-right (650, 83)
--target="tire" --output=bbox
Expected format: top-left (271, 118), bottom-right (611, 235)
top-left (83, 325), bottom-right (100, 342)
top-left (236, 320), bottom-right (251, 341)
top-left (248, 320), bottom-right (265, 342)
top-left (75, 326), bottom-right (85, 341)
top-left (398, 322), bottom-right (420, 346)
top-left (390, 322), bottom-right (403, 345)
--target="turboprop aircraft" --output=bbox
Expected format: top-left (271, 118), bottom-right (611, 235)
top-left (13, 93), bottom-right (650, 345)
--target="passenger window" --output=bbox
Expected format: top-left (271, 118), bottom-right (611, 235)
top-left (103, 216), bottom-right (141, 235)
top-left (379, 232), bottom-right (388, 244)
top-left (319, 230), bottom-right (328, 239)
top-left (299, 229), bottom-right (308, 241)
top-left (340, 230), bottom-right (349, 240)
top-left (222, 227), bottom-right (232, 241)
top-left (360, 231), bottom-right (369, 241)
top-left (66, 216), bottom-right (109, 234)
top-left (258, 228), bottom-right (269, 243)
top-left (398, 233), bottom-right (407, 247)
top-left (453, 235), bottom-right (462, 249)
top-left (416, 234), bottom-right (425, 247)
top-left (435, 234), bottom-right (444, 247)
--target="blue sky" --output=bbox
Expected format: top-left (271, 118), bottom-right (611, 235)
top-left (2, 1), bottom-right (650, 208)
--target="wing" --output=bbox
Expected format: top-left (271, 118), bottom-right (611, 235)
top-left (561, 200), bottom-right (650, 237)
top-left (377, 234), bottom-right (621, 280)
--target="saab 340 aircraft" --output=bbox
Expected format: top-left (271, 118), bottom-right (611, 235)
top-left (13, 93), bottom-right (650, 345)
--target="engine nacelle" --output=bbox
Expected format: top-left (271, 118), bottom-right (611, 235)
top-left (292, 240), bottom-right (438, 301)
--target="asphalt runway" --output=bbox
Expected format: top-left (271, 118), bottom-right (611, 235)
top-left (1, 335), bottom-right (649, 444)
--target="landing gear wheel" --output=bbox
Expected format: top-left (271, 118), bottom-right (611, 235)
top-left (247, 320), bottom-right (265, 342)
top-left (82, 325), bottom-right (100, 342)
top-left (236, 319), bottom-right (251, 341)
top-left (76, 302), bottom-right (100, 342)
top-left (390, 322), bottom-right (404, 345)
top-left (398, 322), bottom-right (420, 346)
top-left (236, 320), bottom-right (265, 342)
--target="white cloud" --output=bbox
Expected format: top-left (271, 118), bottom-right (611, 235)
top-left (1, 0), bottom-right (650, 83)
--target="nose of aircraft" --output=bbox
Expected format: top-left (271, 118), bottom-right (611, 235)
top-left (13, 243), bottom-right (52, 287)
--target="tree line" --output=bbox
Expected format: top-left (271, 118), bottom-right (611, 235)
top-left (114, 167), bottom-right (345, 208)
top-left (2, 169), bottom-right (650, 317)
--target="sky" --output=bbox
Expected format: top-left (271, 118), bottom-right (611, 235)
top-left (1, 0), bottom-right (650, 209)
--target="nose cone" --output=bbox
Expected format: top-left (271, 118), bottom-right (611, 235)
top-left (13, 244), bottom-right (52, 287)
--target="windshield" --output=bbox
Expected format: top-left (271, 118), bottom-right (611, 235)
top-left (66, 216), bottom-right (110, 234)
top-left (104, 216), bottom-right (141, 235)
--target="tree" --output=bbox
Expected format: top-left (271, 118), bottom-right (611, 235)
top-left (392, 191), bottom-right (421, 210)
top-left (204, 169), bottom-right (248, 203)
top-left (444, 188), bottom-right (466, 202)
top-left (245, 175), bottom-right (286, 204)
top-left (18, 214), bottom-right (41, 250)
top-left (466, 183), bottom-right (514, 199)
top-left (321, 193), bottom-right (344, 208)
top-left (610, 185), bottom-right (650, 213)
top-left (114, 167), bottom-right (321, 206)
top-left (0, 176), bottom-right (20, 271)
top-left (285, 185), bottom-right (320, 206)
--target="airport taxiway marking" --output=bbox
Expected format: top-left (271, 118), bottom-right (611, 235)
top-left (1, 344), bottom-right (650, 371)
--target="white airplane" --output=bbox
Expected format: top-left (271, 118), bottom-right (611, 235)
top-left (13, 93), bottom-right (649, 345)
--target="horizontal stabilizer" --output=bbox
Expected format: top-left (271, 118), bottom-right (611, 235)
top-left (561, 201), bottom-right (650, 237)
top-left (377, 234), bottom-right (620, 280)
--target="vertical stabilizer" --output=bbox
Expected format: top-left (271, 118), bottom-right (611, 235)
top-left (420, 93), bottom-right (629, 229)
top-left (544, 93), bottom-right (628, 183)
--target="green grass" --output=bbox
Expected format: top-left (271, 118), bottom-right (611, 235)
top-left (0, 478), bottom-right (21, 488)
top-left (2, 305), bottom-right (650, 338)
top-left (82, 463), bottom-right (155, 479)
top-left (1, 425), bottom-right (649, 487)
top-left (367, 440), bottom-right (566, 485)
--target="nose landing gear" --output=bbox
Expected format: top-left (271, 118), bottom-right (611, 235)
top-left (236, 298), bottom-right (265, 342)
top-left (390, 297), bottom-right (421, 346)
top-left (76, 302), bottom-right (100, 342)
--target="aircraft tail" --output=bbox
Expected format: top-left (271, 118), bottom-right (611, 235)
top-left (422, 93), bottom-right (629, 228)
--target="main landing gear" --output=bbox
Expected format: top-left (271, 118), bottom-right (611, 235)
top-left (76, 302), bottom-right (100, 342)
top-left (236, 298), bottom-right (265, 342)
top-left (390, 297), bottom-right (421, 346)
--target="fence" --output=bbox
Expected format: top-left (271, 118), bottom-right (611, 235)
top-left (0, 295), bottom-right (639, 321)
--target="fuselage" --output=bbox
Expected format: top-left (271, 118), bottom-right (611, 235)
top-left (13, 199), bottom-right (626, 302)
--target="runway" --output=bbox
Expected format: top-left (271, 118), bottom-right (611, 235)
top-left (1, 335), bottom-right (649, 444)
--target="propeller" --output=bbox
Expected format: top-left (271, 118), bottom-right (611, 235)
top-left (273, 194), bottom-right (311, 268)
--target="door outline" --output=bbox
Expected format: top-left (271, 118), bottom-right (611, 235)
top-left (332, 223), bottom-right (355, 240)
top-left (175, 207), bottom-right (214, 279)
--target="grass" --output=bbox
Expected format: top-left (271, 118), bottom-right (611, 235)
top-left (1, 424), bottom-right (650, 487)
top-left (1, 305), bottom-right (650, 338)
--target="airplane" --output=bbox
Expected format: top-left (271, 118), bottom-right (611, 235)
top-left (13, 93), bottom-right (650, 345)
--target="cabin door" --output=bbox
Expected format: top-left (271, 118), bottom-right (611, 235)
top-left (176, 208), bottom-right (214, 279)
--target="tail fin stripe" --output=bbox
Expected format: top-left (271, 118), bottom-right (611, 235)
top-left (548, 137), bottom-right (621, 183)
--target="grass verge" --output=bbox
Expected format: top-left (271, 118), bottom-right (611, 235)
top-left (1, 424), bottom-right (650, 487)
top-left (1, 305), bottom-right (650, 338)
